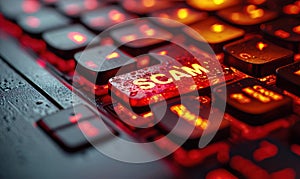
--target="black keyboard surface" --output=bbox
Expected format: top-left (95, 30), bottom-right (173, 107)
top-left (1, 0), bottom-right (300, 178)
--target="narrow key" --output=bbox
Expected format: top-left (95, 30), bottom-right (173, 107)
top-left (276, 61), bottom-right (300, 96)
top-left (57, 0), bottom-right (102, 18)
top-left (217, 4), bottom-right (278, 26)
top-left (81, 5), bottom-right (136, 33)
top-left (17, 8), bottom-right (70, 38)
top-left (187, 0), bottom-right (241, 11)
top-left (260, 17), bottom-right (300, 52)
top-left (121, 0), bottom-right (173, 15)
top-left (223, 36), bottom-right (294, 77)
top-left (184, 17), bottom-right (245, 53)
top-left (110, 20), bottom-right (173, 56)
top-left (214, 78), bottom-right (293, 126)
top-left (0, 0), bottom-right (42, 20)
top-left (149, 4), bottom-right (208, 27)
top-left (43, 24), bottom-right (97, 59)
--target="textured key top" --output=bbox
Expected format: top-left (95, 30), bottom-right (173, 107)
top-left (187, 0), bottom-right (241, 11)
top-left (260, 17), bottom-right (300, 52)
top-left (224, 36), bottom-right (294, 77)
top-left (214, 78), bottom-right (293, 126)
top-left (121, 0), bottom-right (173, 15)
top-left (81, 5), bottom-right (136, 33)
top-left (43, 24), bottom-right (96, 59)
top-left (110, 20), bottom-right (173, 56)
top-left (150, 4), bottom-right (208, 27)
top-left (0, 0), bottom-right (42, 20)
top-left (74, 45), bottom-right (136, 86)
top-left (57, 0), bottom-right (102, 18)
top-left (276, 61), bottom-right (300, 96)
top-left (17, 8), bottom-right (70, 37)
top-left (184, 17), bottom-right (245, 53)
top-left (38, 105), bottom-right (95, 130)
top-left (217, 5), bottom-right (278, 26)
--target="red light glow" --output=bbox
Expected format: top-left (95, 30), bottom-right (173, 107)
top-left (69, 113), bottom-right (83, 123)
top-left (22, 0), bottom-right (41, 13)
top-left (78, 121), bottom-right (100, 138)
top-left (68, 32), bottom-right (87, 44)
top-left (26, 16), bottom-right (40, 28)
top-left (85, 60), bottom-right (98, 68)
top-left (274, 29), bottom-right (290, 38)
top-left (109, 10), bottom-right (125, 22)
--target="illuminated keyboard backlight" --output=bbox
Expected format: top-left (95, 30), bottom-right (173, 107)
top-left (68, 32), bottom-right (87, 44)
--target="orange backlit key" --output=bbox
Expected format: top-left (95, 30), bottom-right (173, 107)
top-left (223, 36), bottom-right (294, 77)
top-left (121, 0), bottom-right (174, 15)
top-left (217, 4), bottom-right (278, 26)
top-left (187, 0), bottom-right (241, 11)
top-left (81, 5), bottom-right (136, 33)
top-left (214, 78), bottom-right (293, 126)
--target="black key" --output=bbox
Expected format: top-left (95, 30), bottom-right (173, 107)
top-left (38, 105), bottom-right (95, 130)
top-left (223, 36), bottom-right (294, 77)
top-left (110, 20), bottom-right (173, 56)
top-left (187, 0), bottom-right (241, 11)
top-left (0, 0), bottom-right (42, 20)
top-left (74, 45), bottom-right (135, 86)
top-left (291, 121), bottom-right (300, 145)
top-left (43, 24), bottom-right (97, 59)
top-left (54, 117), bottom-right (115, 151)
top-left (214, 78), bottom-right (293, 126)
top-left (121, 0), bottom-right (173, 15)
top-left (184, 17), bottom-right (245, 53)
top-left (217, 4), bottom-right (278, 26)
top-left (17, 8), bottom-right (70, 38)
top-left (57, 0), bottom-right (102, 18)
top-left (260, 17), bottom-right (300, 52)
top-left (81, 5), bottom-right (136, 33)
top-left (276, 61), bottom-right (300, 96)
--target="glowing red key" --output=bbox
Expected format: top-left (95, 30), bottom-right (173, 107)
top-left (78, 121), bottom-right (100, 138)
top-left (68, 32), bottom-right (87, 44)
top-left (253, 141), bottom-right (278, 161)
top-left (275, 29), bottom-right (290, 39)
top-left (206, 169), bottom-right (238, 179)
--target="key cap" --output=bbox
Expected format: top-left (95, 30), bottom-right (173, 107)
top-left (57, 0), bottom-right (102, 18)
top-left (0, 0), bottom-right (42, 20)
top-left (184, 17), bottom-right (245, 53)
top-left (149, 4), bottom-right (208, 27)
top-left (260, 17), bottom-right (300, 52)
top-left (187, 0), bottom-right (241, 11)
top-left (151, 96), bottom-right (230, 141)
top-left (109, 47), bottom-right (234, 111)
top-left (121, 0), bottom-right (173, 15)
top-left (81, 5), bottom-right (136, 33)
top-left (223, 36), bottom-right (294, 77)
top-left (214, 78), bottom-right (293, 126)
top-left (43, 24), bottom-right (97, 59)
top-left (276, 61), bottom-right (300, 96)
top-left (217, 4), bottom-right (278, 26)
top-left (110, 20), bottom-right (173, 56)
top-left (17, 8), bottom-right (70, 38)
top-left (54, 118), bottom-right (115, 151)
top-left (38, 105), bottom-right (95, 130)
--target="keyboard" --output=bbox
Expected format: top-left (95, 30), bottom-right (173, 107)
top-left (0, 0), bottom-right (300, 178)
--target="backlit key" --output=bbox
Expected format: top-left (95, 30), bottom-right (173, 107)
top-left (276, 61), bottom-right (300, 96)
top-left (214, 78), bottom-right (293, 126)
top-left (110, 20), bottom-right (173, 56)
top-left (150, 4), bottom-right (208, 27)
top-left (224, 36), bottom-right (294, 77)
top-left (17, 8), bottom-right (70, 37)
top-left (121, 0), bottom-right (173, 15)
top-left (184, 17), bottom-right (245, 53)
top-left (81, 5), bottom-right (136, 33)
top-left (43, 24), bottom-right (96, 59)
top-left (109, 49), bottom-right (234, 109)
top-left (217, 4), bottom-right (278, 26)
top-left (57, 0), bottom-right (102, 18)
top-left (187, 0), bottom-right (241, 11)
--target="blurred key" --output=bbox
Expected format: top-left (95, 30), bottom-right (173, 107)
top-left (41, 0), bottom-right (59, 5)
top-left (283, 1), bottom-right (300, 17)
top-left (150, 4), bottom-right (208, 27)
top-left (276, 61), bottom-right (300, 96)
top-left (214, 78), bottom-right (293, 126)
top-left (57, 0), bottom-right (102, 18)
top-left (110, 20), bottom-right (173, 56)
top-left (0, 0), bottom-right (42, 20)
top-left (184, 17), bottom-right (245, 53)
top-left (260, 17), bottom-right (300, 52)
top-left (43, 24), bottom-right (96, 59)
top-left (17, 8), bottom-right (70, 38)
top-left (217, 4), bottom-right (278, 26)
top-left (121, 0), bottom-right (173, 15)
top-left (224, 36), bottom-right (294, 77)
top-left (81, 5), bottom-right (136, 33)
top-left (187, 0), bottom-right (241, 11)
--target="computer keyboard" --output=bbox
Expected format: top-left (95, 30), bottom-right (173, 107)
top-left (0, 0), bottom-right (300, 178)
